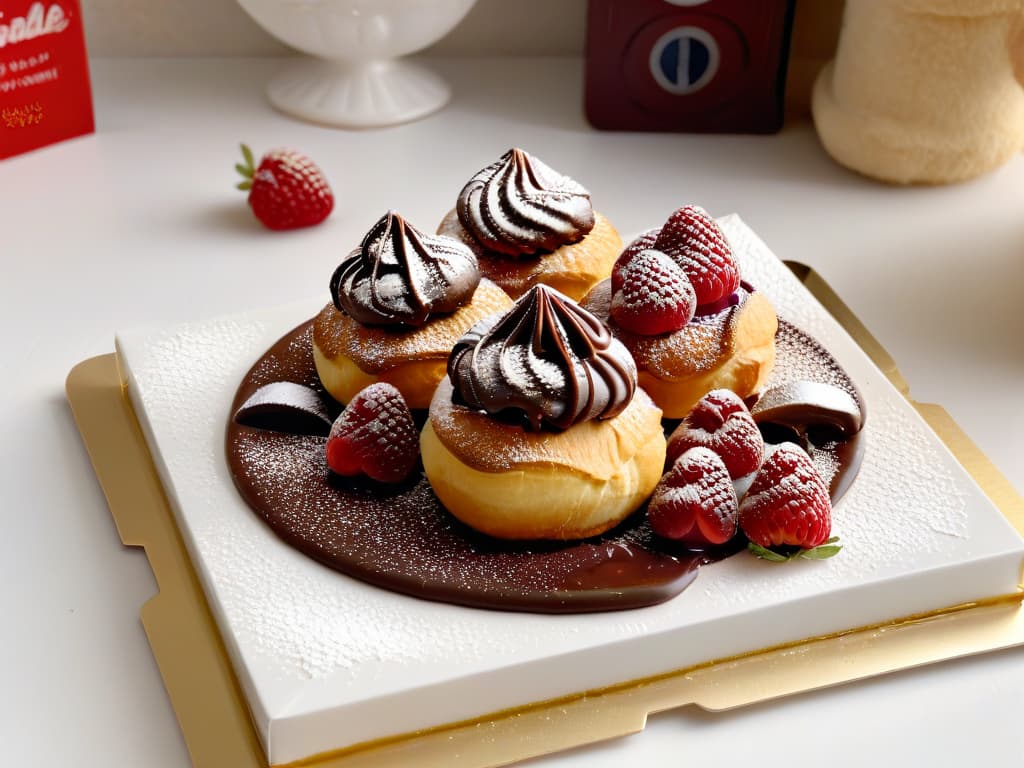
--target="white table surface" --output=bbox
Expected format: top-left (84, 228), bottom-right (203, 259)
top-left (3, 57), bottom-right (1023, 767)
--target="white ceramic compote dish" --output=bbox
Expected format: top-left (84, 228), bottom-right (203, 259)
top-left (237, 0), bottom-right (478, 127)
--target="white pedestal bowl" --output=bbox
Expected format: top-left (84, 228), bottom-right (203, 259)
top-left (237, 0), bottom-right (478, 128)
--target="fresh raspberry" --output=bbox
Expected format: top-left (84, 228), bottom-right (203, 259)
top-left (236, 143), bottom-right (334, 230)
top-left (609, 249), bottom-right (696, 335)
top-left (739, 442), bottom-right (832, 551)
top-left (667, 389), bottom-right (764, 479)
top-left (611, 228), bottom-right (658, 293)
top-left (653, 205), bottom-right (740, 307)
top-left (648, 447), bottom-right (739, 547)
top-left (325, 383), bottom-right (418, 483)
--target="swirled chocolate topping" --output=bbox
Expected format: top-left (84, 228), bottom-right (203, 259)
top-left (448, 285), bottom-right (636, 432)
top-left (331, 211), bottom-right (480, 328)
top-left (456, 148), bottom-right (595, 258)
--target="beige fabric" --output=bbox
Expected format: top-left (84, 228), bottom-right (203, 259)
top-left (812, 0), bottom-right (1024, 184)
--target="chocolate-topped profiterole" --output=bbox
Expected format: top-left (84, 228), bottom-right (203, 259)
top-left (313, 211), bottom-right (513, 409)
top-left (438, 148), bottom-right (623, 301)
top-left (422, 286), bottom-right (666, 540)
top-left (582, 205), bottom-right (779, 419)
top-left (457, 148), bottom-right (595, 257)
top-left (331, 210), bottom-right (480, 328)
top-left (448, 285), bottom-right (636, 432)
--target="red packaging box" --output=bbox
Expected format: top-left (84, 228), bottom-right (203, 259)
top-left (0, 0), bottom-right (94, 160)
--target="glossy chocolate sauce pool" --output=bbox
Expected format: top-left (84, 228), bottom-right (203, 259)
top-left (226, 319), bottom-right (864, 614)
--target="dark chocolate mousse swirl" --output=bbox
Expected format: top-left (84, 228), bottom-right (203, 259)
top-left (448, 285), bottom-right (636, 432)
top-left (331, 210), bottom-right (480, 328)
top-left (456, 148), bottom-right (595, 258)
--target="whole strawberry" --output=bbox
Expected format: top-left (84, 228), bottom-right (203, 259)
top-left (739, 442), bottom-right (840, 560)
top-left (648, 446), bottom-right (739, 547)
top-left (654, 205), bottom-right (740, 307)
top-left (325, 383), bottom-right (418, 483)
top-left (666, 389), bottom-right (764, 479)
top-left (236, 143), bottom-right (334, 231)
top-left (609, 248), bottom-right (696, 335)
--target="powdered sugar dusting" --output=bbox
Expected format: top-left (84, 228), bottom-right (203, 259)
top-left (720, 216), bottom-right (832, 338)
top-left (313, 279), bottom-right (512, 373)
top-left (653, 205), bottom-right (740, 305)
top-left (667, 390), bottom-right (764, 479)
top-left (739, 443), bottom-right (832, 548)
top-left (447, 285), bottom-right (636, 431)
top-left (327, 382), bottom-right (418, 481)
top-left (649, 447), bottom-right (739, 544)
top-left (332, 211), bottom-right (480, 327)
top-left (234, 381), bottom-right (332, 435)
top-left (429, 379), bottom-right (661, 475)
top-left (611, 249), bottom-right (696, 333)
top-left (457, 148), bottom-right (595, 257)
top-left (584, 280), bottom-right (748, 377)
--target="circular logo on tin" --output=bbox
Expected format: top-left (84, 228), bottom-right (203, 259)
top-left (648, 25), bottom-right (720, 95)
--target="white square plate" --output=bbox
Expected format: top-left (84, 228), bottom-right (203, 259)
top-left (115, 216), bottom-right (1024, 765)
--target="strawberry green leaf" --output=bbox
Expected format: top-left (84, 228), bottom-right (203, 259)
top-left (236, 162), bottom-right (254, 179)
top-left (241, 143), bottom-right (255, 169)
top-left (236, 180), bottom-right (252, 191)
top-left (748, 536), bottom-right (842, 562)
top-left (747, 542), bottom-right (790, 562)
top-left (799, 542), bottom-right (842, 560)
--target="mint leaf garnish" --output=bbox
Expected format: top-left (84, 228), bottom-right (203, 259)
top-left (748, 536), bottom-right (842, 562)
